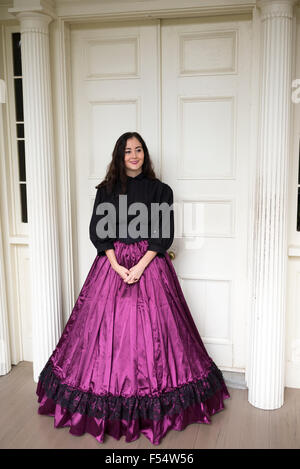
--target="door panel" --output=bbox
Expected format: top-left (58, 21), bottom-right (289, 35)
top-left (70, 20), bottom-right (160, 288)
top-left (161, 17), bottom-right (252, 369)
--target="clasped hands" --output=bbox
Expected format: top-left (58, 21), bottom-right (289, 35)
top-left (107, 249), bottom-right (157, 284)
top-left (113, 261), bottom-right (145, 284)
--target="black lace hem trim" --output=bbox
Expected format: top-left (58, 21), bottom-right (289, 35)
top-left (36, 358), bottom-right (228, 421)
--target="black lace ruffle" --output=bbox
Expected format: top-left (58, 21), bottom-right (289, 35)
top-left (36, 358), bottom-right (227, 421)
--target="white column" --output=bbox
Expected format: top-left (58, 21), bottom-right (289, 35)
top-left (248, 0), bottom-right (296, 409)
top-left (8, 4), bottom-right (63, 382)
top-left (0, 80), bottom-right (11, 376)
top-left (0, 217), bottom-right (11, 376)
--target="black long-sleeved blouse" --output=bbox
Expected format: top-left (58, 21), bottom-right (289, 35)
top-left (89, 171), bottom-right (174, 258)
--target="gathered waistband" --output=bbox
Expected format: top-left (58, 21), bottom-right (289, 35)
top-left (114, 238), bottom-right (149, 246)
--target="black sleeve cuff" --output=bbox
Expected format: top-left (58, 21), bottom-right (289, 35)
top-left (96, 240), bottom-right (115, 256)
top-left (147, 243), bottom-right (167, 255)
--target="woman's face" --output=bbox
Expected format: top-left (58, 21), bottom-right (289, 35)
top-left (124, 137), bottom-right (144, 174)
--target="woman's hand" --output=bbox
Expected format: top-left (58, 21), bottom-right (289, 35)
top-left (123, 251), bottom-right (158, 284)
top-left (106, 248), bottom-right (157, 284)
top-left (113, 263), bottom-right (131, 281)
top-left (105, 249), bottom-right (131, 281)
top-left (123, 262), bottom-right (145, 284)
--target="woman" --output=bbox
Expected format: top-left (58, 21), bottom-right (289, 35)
top-left (36, 131), bottom-right (230, 445)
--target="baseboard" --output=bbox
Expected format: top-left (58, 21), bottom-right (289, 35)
top-left (222, 370), bottom-right (247, 389)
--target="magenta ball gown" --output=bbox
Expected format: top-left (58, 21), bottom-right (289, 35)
top-left (36, 239), bottom-right (230, 445)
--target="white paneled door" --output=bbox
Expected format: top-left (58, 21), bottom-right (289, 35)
top-left (70, 16), bottom-right (252, 371)
top-left (161, 18), bottom-right (252, 370)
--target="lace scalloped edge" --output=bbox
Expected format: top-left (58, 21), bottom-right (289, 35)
top-left (36, 358), bottom-right (228, 421)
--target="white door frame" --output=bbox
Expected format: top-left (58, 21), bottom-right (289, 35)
top-left (52, 3), bottom-right (259, 366)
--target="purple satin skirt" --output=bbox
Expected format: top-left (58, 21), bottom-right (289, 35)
top-left (36, 240), bottom-right (230, 445)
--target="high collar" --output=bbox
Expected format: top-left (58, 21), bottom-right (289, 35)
top-left (126, 171), bottom-right (145, 181)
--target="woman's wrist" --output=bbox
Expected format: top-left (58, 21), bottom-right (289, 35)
top-left (110, 261), bottom-right (119, 271)
top-left (138, 250), bottom-right (157, 269)
top-left (104, 249), bottom-right (119, 270)
top-left (104, 247), bottom-right (157, 271)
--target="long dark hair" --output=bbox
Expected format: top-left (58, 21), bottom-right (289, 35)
top-left (95, 132), bottom-right (156, 195)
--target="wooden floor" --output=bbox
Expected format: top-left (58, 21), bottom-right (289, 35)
top-left (0, 361), bottom-right (300, 449)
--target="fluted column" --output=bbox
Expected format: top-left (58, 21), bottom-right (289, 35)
top-left (0, 79), bottom-right (11, 376)
top-left (248, 0), bottom-right (296, 409)
top-left (0, 216), bottom-right (11, 376)
top-left (9, 5), bottom-right (62, 382)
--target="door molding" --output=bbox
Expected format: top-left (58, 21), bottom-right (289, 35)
top-left (55, 0), bottom-right (256, 22)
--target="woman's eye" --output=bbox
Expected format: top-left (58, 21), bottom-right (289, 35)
top-left (125, 148), bottom-right (142, 154)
